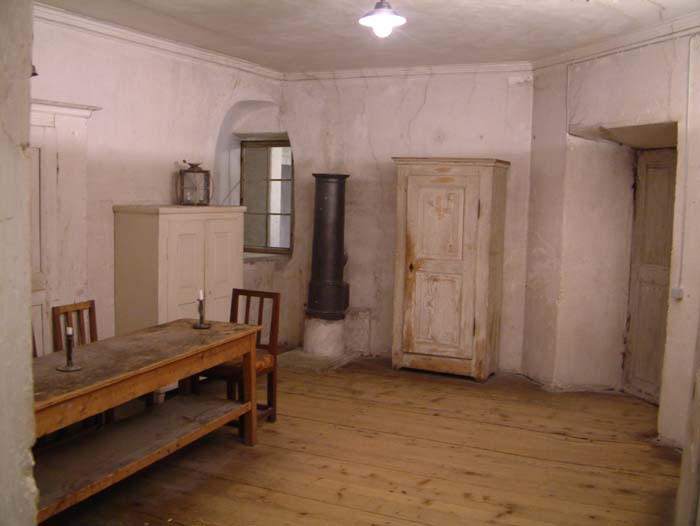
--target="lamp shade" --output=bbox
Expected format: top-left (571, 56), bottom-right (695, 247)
top-left (359, 0), bottom-right (406, 38)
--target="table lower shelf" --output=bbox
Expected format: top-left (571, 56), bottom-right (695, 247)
top-left (35, 392), bottom-right (249, 523)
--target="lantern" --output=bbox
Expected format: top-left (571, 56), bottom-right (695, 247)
top-left (177, 161), bottom-right (211, 206)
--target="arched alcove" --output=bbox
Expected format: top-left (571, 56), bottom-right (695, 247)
top-left (212, 99), bottom-right (287, 205)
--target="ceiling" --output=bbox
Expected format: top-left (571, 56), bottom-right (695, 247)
top-left (39, 0), bottom-right (700, 72)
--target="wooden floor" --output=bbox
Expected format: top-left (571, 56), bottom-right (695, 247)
top-left (48, 359), bottom-right (680, 526)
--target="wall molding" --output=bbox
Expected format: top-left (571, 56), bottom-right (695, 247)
top-left (30, 99), bottom-right (101, 126)
top-left (283, 62), bottom-right (533, 81)
top-left (34, 2), bottom-right (700, 81)
top-left (33, 3), bottom-right (284, 81)
top-left (533, 10), bottom-right (700, 70)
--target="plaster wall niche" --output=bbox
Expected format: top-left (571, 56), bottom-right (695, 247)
top-left (213, 99), bottom-right (308, 351)
top-left (568, 37), bottom-right (700, 448)
top-left (525, 34), bottom-right (700, 446)
top-left (213, 100), bottom-right (284, 206)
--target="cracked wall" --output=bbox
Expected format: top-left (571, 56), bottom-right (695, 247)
top-left (275, 71), bottom-right (533, 366)
top-left (31, 17), bottom-right (281, 339)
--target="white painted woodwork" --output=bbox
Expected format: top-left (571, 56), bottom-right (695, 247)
top-left (28, 100), bottom-right (98, 356)
top-left (205, 219), bottom-right (240, 321)
top-left (392, 158), bottom-right (508, 381)
top-left (624, 149), bottom-right (676, 403)
top-left (167, 219), bottom-right (206, 321)
top-left (113, 206), bottom-right (245, 335)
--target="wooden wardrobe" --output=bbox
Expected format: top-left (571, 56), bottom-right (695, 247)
top-left (391, 158), bottom-right (508, 381)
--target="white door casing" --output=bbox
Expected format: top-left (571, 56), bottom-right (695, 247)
top-left (205, 217), bottom-right (240, 322)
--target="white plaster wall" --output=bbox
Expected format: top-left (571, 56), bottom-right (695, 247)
top-left (555, 136), bottom-right (634, 389)
top-left (525, 66), bottom-right (635, 392)
top-left (523, 34), bottom-right (700, 444)
top-left (242, 256), bottom-right (306, 350)
top-left (523, 64), bottom-right (568, 384)
top-left (276, 71), bottom-right (533, 365)
top-left (31, 19), bottom-right (281, 338)
top-left (0, 0), bottom-right (37, 522)
top-left (566, 35), bottom-right (700, 445)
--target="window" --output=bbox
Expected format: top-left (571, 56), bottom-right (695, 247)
top-left (241, 140), bottom-right (293, 254)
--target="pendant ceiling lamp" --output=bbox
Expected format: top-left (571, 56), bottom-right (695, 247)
top-left (359, 0), bottom-right (406, 38)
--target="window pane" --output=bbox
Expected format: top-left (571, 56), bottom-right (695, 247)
top-left (242, 147), bottom-right (269, 182)
top-left (243, 180), bottom-right (268, 213)
top-left (241, 141), bottom-right (293, 252)
top-left (245, 214), bottom-right (267, 247)
top-left (269, 180), bottom-right (292, 214)
top-left (269, 215), bottom-right (291, 249)
top-left (281, 162), bottom-right (292, 180)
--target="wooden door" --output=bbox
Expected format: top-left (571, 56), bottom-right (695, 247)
top-left (403, 174), bottom-right (480, 359)
top-left (167, 220), bottom-right (205, 320)
top-left (205, 218), bottom-right (239, 321)
top-left (624, 149), bottom-right (677, 403)
top-left (29, 125), bottom-right (58, 356)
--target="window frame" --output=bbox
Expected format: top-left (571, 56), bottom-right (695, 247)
top-left (240, 139), bottom-right (294, 255)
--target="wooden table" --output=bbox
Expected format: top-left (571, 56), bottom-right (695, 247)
top-left (33, 319), bottom-right (259, 523)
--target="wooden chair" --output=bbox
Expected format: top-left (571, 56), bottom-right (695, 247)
top-left (51, 300), bottom-right (114, 423)
top-left (206, 289), bottom-right (280, 423)
top-left (32, 326), bottom-right (38, 358)
top-left (51, 300), bottom-right (98, 352)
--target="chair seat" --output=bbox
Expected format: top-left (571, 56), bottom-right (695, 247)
top-left (206, 349), bottom-right (275, 378)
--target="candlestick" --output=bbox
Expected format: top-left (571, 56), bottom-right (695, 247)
top-left (198, 289), bottom-right (204, 301)
top-left (57, 325), bottom-right (82, 372)
top-left (193, 296), bottom-right (211, 330)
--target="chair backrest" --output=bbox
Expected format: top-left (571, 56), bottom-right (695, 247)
top-left (32, 325), bottom-right (39, 358)
top-left (230, 289), bottom-right (280, 355)
top-left (32, 326), bottom-right (38, 358)
top-left (51, 300), bottom-right (98, 352)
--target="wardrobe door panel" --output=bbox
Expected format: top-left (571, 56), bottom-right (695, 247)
top-left (167, 220), bottom-right (205, 321)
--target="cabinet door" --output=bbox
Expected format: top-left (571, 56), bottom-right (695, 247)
top-left (205, 217), bottom-right (242, 322)
top-left (403, 174), bottom-right (480, 359)
top-left (167, 220), bottom-right (205, 320)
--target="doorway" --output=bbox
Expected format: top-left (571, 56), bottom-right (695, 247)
top-left (624, 148), bottom-right (677, 403)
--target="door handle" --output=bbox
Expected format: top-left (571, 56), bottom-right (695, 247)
top-left (409, 262), bottom-right (414, 273)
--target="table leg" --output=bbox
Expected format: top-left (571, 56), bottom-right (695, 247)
top-left (241, 334), bottom-right (257, 446)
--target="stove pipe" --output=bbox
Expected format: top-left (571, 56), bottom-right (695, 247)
top-left (306, 173), bottom-right (350, 320)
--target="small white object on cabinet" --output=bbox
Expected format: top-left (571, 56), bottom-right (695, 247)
top-left (114, 206), bottom-right (245, 335)
top-left (391, 158), bottom-right (508, 381)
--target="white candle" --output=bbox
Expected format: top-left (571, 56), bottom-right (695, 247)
top-left (198, 289), bottom-right (204, 301)
top-left (66, 326), bottom-right (73, 336)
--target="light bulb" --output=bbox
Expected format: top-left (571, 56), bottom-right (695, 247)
top-left (373, 24), bottom-right (393, 38)
top-left (359, 1), bottom-right (406, 38)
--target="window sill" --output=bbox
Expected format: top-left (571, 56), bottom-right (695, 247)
top-left (243, 252), bottom-right (291, 263)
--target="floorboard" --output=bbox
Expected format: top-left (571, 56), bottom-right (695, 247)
top-left (46, 359), bottom-right (680, 526)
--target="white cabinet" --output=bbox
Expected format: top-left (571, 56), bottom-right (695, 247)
top-left (114, 206), bottom-right (245, 335)
top-left (391, 158), bottom-right (509, 381)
